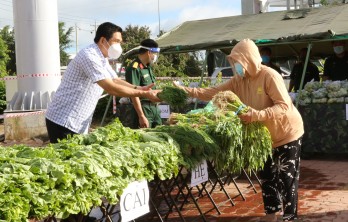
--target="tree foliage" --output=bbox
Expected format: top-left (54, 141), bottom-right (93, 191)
top-left (0, 33), bottom-right (9, 113)
top-left (0, 37), bottom-right (9, 76)
top-left (120, 25), bottom-right (202, 77)
top-left (59, 22), bottom-right (74, 66)
top-left (0, 26), bottom-right (14, 76)
top-left (0, 23), bottom-right (73, 74)
top-left (184, 53), bottom-right (203, 77)
top-left (122, 25), bottom-right (151, 53)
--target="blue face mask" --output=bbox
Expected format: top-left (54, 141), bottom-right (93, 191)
top-left (234, 63), bottom-right (244, 77)
top-left (261, 55), bottom-right (270, 64)
top-left (333, 46), bottom-right (344, 54)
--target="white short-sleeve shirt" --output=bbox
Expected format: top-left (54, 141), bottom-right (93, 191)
top-left (46, 43), bottom-right (117, 134)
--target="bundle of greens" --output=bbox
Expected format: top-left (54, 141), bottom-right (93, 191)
top-left (241, 122), bottom-right (272, 174)
top-left (212, 90), bottom-right (249, 115)
top-left (168, 110), bottom-right (243, 172)
top-left (169, 90), bottom-right (273, 174)
top-left (157, 86), bottom-right (189, 109)
top-left (212, 91), bottom-right (272, 173)
top-left (143, 124), bottom-right (219, 169)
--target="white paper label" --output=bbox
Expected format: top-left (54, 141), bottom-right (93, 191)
top-left (159, 104), bottom-right (170, 118)
top-left (120, 180), bottom-right (150, 222)
top-left (346, 104), bottom-right (348, 120)
top-left (190, 160), bottom-right (208, 187)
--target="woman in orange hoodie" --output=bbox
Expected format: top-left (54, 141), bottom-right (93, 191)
top-left (174, 39), bottom-right (304, 222)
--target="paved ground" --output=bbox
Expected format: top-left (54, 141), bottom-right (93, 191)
top-left (141, 158), bottom-right (348, 222)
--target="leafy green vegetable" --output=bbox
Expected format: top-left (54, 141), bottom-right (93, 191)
top-left (168, 91), bottom-right (272, 174)
top-left (143, 125), bottom-right (219, 169)
top-left (0, 119), bottom-right (180, 221)
top-left (0, 105), bottom-right (272, 221)
top-left (157, 86), bottom-right (189, 109)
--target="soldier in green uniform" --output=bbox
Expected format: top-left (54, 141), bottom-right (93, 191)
top-left (125, 39), bottom-right (162, 129)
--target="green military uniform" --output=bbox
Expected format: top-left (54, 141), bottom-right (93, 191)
top-left (125, 58), bottom-right (162, 129)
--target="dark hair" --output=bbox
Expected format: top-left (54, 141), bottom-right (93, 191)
top-left (260, 47), bottom-right (272, 54)
top-left (139, 39), bottom-right (158, 54)
top-left (94, 22), bottom-right (123, 43)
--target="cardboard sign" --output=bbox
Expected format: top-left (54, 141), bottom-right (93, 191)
top-left (120, 180), bottom-right (150, 222)
top-left (159, 104), bottom-right (170, 118)
top-left (190, 160), bottom-right (208, 187)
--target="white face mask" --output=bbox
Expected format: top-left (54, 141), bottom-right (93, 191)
top-left (106, 42), bottom-right (123, 59)
top-left (150, 54), bottom-right (158, 65)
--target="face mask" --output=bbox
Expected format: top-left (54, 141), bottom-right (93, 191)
top-left (333, 46), bottom-right (344, 55)
top-left (261, 55), bottom-right (270, 64)
top-left (234, 63), bottom-right (244, 77)
top-left (106, 42), bottom-right (123, 59)
top-left (150, 54), bottom-right (158, 65)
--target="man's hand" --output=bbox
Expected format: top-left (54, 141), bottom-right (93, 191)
top-left (139, 83), bottom-right (155, 91)
top-left (145, 90), bottom-right (162, 103)
top-left (238, 109), bottom-right (252, 124)
top-left (139, 115), bottom-right (150, 128)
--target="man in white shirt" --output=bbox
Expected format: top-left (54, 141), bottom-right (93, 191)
top-left (46, 22), bottom-right (160, 143)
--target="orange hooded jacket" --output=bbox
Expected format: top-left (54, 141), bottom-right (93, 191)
top-left (183, 39), bottom-right (304, 148)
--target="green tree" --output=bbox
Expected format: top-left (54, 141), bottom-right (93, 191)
top-left (0, 23), bottom-right (73, 74)
top-left (153, 53), bottom-right (187, 77)
top-left (122, 25), bottom-right (151, 53)
top-left (120, 25), bottom-right (202, 77)
top-left (0, 36), bottom-right (9, 77)
top-left (0, 26), bottom-right (15, 76)
top-left (0, 36), bottom-right (9, 113)
top-left (59, 22), bottom-right (74, 66)
top-left (184, 52), bottom-right (203, 77)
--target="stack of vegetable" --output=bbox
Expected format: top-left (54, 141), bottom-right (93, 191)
top-left (142, 124), bottom-right (219, 169)
top-left (0, 120), bottom-right (181, 222)
top-left (212, 91), bottom-right (272, 173)
top-left (297, 80), bottom-right (348, 105)
top-left (0, 91), bottom-right (272, 221)
top-left (168, 91), bottom-right (272, 173)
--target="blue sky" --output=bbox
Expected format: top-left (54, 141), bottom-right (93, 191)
top-left (0, 0), bottom-right (241, 54)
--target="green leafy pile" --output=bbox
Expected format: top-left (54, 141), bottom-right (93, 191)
top-left (211, 91), bottom-right (272, 173)
top-left (157, 86), bottom-right (188, 109)
top-left (0, 119), bottom-right (180, 222)
top-left (0, 90), bottom-right (272, 221)
top-left (142, 125), bottom-right (219, 169)
top-left (168, 92), bottom-right (272, 173)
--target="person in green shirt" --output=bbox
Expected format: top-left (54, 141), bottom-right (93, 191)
top-left (125, 39), bottom-right (162, 129)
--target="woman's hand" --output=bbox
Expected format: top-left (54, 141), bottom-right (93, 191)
top-left (238, 109), bottom-right (252, 124)
top-left (173, 80), bottom-right (186, 90)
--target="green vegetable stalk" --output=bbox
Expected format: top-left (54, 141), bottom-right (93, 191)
top-left (157, 86), bottom-right (188, 109)
top-left (169, 90), bottom-right (273, 174)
